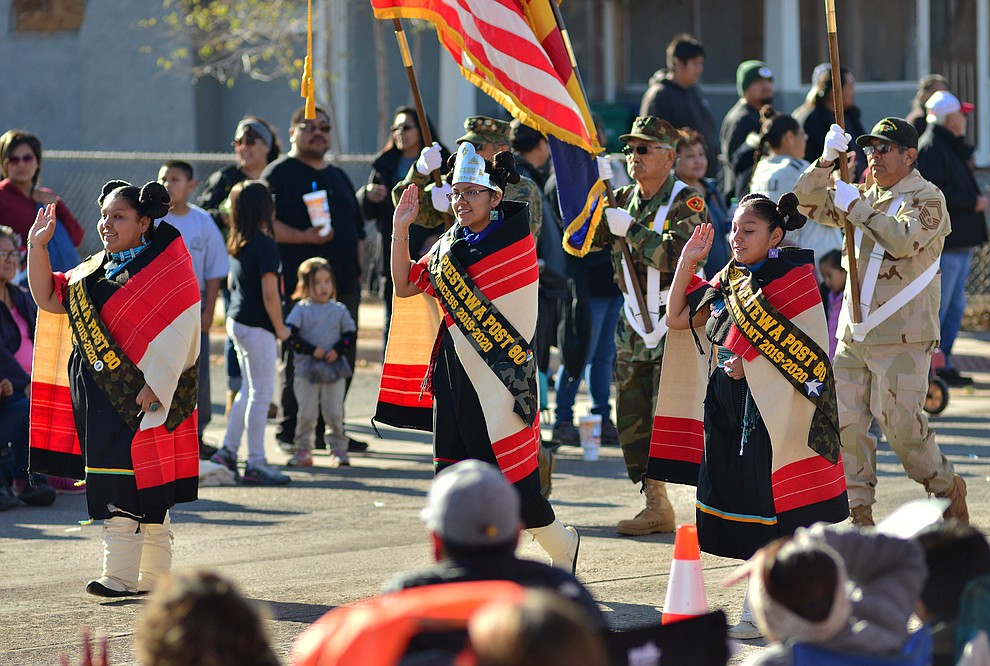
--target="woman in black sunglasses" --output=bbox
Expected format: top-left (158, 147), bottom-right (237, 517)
top-left (358, 106), bottom-right (449, 344)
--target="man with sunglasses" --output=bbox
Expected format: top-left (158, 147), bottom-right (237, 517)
top-left (261, 104), bottom-right (367, 452)
top-left (598, 116), bottom-right (710, 537)
top-left (792, 117), bottom-right (969, 528)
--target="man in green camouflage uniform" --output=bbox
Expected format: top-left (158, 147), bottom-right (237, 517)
top-left (601, 116), bottom-right (711, 535)
top-left (792, 117), bottom-right (969, 527)
top-left (392, 116), bottom-right (543, 238)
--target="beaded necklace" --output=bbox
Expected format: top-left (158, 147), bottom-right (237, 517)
top-left (105, 241), bottom-right (150, 280)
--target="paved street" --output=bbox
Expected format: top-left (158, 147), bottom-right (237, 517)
top-left (2, 300), bottom-right (988, 665)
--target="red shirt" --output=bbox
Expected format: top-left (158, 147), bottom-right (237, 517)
top-left (0, 179), bottom-right (84, 247)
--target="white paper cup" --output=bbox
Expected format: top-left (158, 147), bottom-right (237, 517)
top-left (303, 190), bottom-right (332, 235)
top-left (578, 414), bottom-right (602, 461)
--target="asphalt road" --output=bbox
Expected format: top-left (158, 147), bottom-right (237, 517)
top-left (2, 302), bottom-right (988, 665)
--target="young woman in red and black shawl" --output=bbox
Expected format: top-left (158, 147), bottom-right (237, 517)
top-left (386, 143), bottom-right (579, 573)
top-left (652, 193), bottom-right (848, 637)
top-left (27, 181), bottom-right (200, 597)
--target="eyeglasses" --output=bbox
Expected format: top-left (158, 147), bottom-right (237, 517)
top-left (446, 188), bottom-right (490, 203)
top-left (863, 142), bottom-right (902, 157)
top-left (232, 135), bottom-right (260, 147)
top-left (296, 123), bottom-right (332, 134)
top-left (622, 144), bottom-right (670, 155)
top-left (391, 124), bottom-right (416, 132)
top-left (0, 250), bottom-right (19, 260)
top-left (5, 153), bottom-right (36, 166)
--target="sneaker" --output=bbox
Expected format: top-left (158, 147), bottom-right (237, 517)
top-left (242, 464), bottom-right (291, 486)
top-left (210, 447), bottom-right (239, 476)
top-left (286, 450), bottom-right (314, 467)
top-left (347, 437), bottom-right (369, 453)
top-left (551, 422), bottom-right (580, 447)
top-left (328, 454), bottom-right (351, 468)
top-left (728, 616), bottom-right (763, 640)
top-left (46, 475), bottom-right (86, 495)
top-left (198, 438), bottom-right (219, 461)
top-left (601, 418), bottom-right (620, 446)
top-left (936, 367), bottom-right (973, 387)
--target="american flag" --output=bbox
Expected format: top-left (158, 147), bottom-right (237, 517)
top-left (371, 0), bottom-right (607, 255)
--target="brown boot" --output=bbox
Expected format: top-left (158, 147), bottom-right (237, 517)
top-left (938, 475), bottom-right (969, 524)
top-left (616, 478), bottom-right (676, 536)
top-left (538, 445), bottom-right (555, 499)
top-left (849, 504), bottom-right (874, 527)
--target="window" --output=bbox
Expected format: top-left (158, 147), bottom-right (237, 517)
top-left (12, 0), bottom-right (86, 33)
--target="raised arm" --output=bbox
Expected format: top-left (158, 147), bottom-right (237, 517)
top-left (26, 204), bottom-right (65, 314)
top-left (391, 184), bottom-right (426, 298)
top-left (666, 223), bottom-right (713, 330)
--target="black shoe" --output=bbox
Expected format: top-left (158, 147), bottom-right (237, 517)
top-left (347, 437), bottom-right (369, 453)
top-left (198, 439), bottom-right (219, 461)
top-left (18, 474), bottom-right (56, 507)
top-left (0, 484), bottom-right (19, 511)
top-left (86, 580), bottom-right (136, 598)
top-left (936, 367), bottom-right (973, 387)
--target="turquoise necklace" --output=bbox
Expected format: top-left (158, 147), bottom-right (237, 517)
top-left (105, 241), bottom-right (150, 280)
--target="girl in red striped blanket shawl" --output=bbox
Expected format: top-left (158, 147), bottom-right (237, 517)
top-left (652, 193), bottom-right (848, 637)
top-left (27, 181), bottom-right (200, 597)
top-left (386, 143), bottom-right (579, 573)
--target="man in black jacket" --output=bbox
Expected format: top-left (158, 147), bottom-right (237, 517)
top-left (639, 34), bottom-right (719, 179)
top-left (719, 60), bottom-right (774, 198)
top-left (917, 91), bottom-right (988, 387)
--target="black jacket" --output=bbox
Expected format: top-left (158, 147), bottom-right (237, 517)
top-left (0, 283), bottom-right (36, 391)
top-left (918, 124), bottom-right (989, 250)
top-left (641, 72), bottom-right (720, 179)
top-left (795, 103), bottom-right (868, 182)
top-left (720, 100), bottom-right (762, 198)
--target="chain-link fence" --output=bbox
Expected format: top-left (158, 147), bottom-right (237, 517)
top-left (41, 150), bottom-right (377, 258)
top-left (33, 151), bottom-right (990, 329)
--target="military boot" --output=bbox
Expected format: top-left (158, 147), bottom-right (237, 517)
top-left (538, 444), bottom-right (556, 499)
top-left (849, 504), bottom-right (874, 527)
top-left (616, 478), bottom-right (675, 536)
top-left (937, 475), bottom-right (969, 524)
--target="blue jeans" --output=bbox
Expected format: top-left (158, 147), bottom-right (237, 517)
top-left (554, 294), bottom-right (622, 425)
top-left (938, 248), bottom-right (973, 367)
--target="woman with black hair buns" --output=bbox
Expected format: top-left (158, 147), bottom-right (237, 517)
top-left (647, 193), bottom-right (849, 637)
top-left (387, 143), bottom-right (580, 573)
top-left (26, 180), bottom-right (201, 598)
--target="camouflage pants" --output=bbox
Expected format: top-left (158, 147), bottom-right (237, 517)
top-left (833, 338), bottom-right (954, 508)
top-left (614, 318), bottom-right (664, 483)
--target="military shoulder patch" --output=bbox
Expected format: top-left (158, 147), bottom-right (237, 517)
top-left (918, 199), bottom-right (942, 230)
top-left (685, 196), bottom-right (705, 213)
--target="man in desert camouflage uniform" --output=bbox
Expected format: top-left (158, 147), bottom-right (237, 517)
top-left (792, 116), bottom-right (969, 526)
top-left (601, 116), bottom-right (711, 536)
top-left (392, 116), bottom-right (543, 239)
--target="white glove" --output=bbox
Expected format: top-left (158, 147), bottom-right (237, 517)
top-left (596, 156), bottom-right (613, 182)
top-left (833, 180), bottom-right (861, 213)
top-left (430, 182), bottom-right (452, 212)
top-left (416, 142), bottom-right (443, 175)
top-left (605, 207), bottom-right (634, 237)
top-left (821, 123), bottom-right (852, 164)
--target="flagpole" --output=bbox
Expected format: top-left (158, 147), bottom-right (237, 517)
top-left (546, 0), bottom-right (653, 333)
top-left (825, 0), bottom-right (861, 323)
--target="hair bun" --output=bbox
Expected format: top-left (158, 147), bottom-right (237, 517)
top-left (100, 180), bottom-right (131, 202)
top-left (777, 192), bottom-right (807, 231)
top-left (139, 181), bottom-right (171, 220)
top-left (491, 150), bottom-right (520, 188)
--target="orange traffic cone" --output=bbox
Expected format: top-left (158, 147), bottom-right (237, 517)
top-left (662, 524), bottom-right (708, 624)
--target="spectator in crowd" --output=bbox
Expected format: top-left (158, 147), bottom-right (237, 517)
top-left (382, 459), bottom-right (604, 629)
top-left (261, 105), bottom-right (366, 453)
top-left (818, 249), bottom-right (845, 362)
top-left (0, 130), bottom-right (84, 272)
top-left (27, 182), bottom-right (200, 597)
top-left (466, 589), bottom-right (608, 666)
top-left (0, 224), bottom-right (57, 506)
top-left (675, 128), bottom-right (730, 278)
top-left (792, 118), bottom-right (969, 527)
top-left (720, 60), bottom-right (774, 198)
top-left (197, 117), bottom-right (281, 415)
top-left (211, 181), bottom-right (292, 487)
top-left (735, 523), bottom-right (926, 665)
top-left (792, 64), bottom-right (868, 182)
top-left (905, 73), bottom-right (950, 137)
top-left (358, 106), bottom-right (448, 344)
top-left (640, 33), bottom-right (719, 179)
top-left (159, 160), bottom-right (229, 458)
top-left (917, 91), bottom-right (988, 388)
top-left (597, 117), bottom-right (710, 537)
top-left (915, 521), bottom-right (990, 666)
